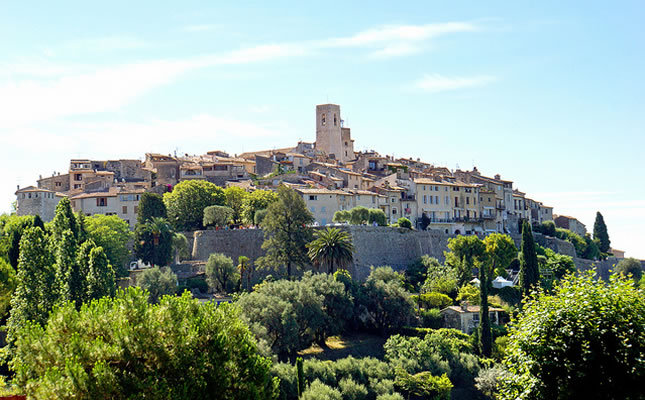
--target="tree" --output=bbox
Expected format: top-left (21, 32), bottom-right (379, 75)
top-left (51, 197), bottom-right (79, 241)
top-left (6, 227), bottom-right (55, 345)
top-left (137, 266), bottom-right (178, 303)
top-left (134, 217), bottom-right (174, 267)
top-left (444, 235), bottom-right (486, 287)
top-left (614, 257), bottom-right (643, 283)
top-left (9, 288), bottom-right (278, 399)
top-left (483, 233), bottom-right (517, 278)
top-left (478, 260), bottom-right (492, 358)
top-left (203, 205), bottom-right (234, 228)
top-left (538, 221), bottom-right (556, 237)
top-left (172, 232), bottom-right (191, 264)
top-left (358, 266), bottom-right (414, 334)
top-left (0, 257), bottom-right (17, 322)
top-left (420, 213), bottom-right (431, 231)
top-left (498, 273), bottom-right (645, 399)
top-left (53, 230), bottom-right (79, 304)
top-left (368, 208), bottom-right (387, 226)
top-left (421, 258), bottom-right (458, 297)
top-left (254, 209), bottom-right (268, 226)
top-left (85, 246), bottom-right (116, 301)
top-left (224, 186), bottom-right (249, 225)
top-left (237, 256), bottom-right (252, 291)
top-left (163, 180), bottom-right (226, 231)
top-left (307, 227), bottom-right (354, 273)
top-left (243, 190), bottom-right (278, 225)
top-left (332, 210), bottom-right (350, 224)
top-left (86, 214), bottom-right (132, 277)
top-left (519, 221), bottom-right (539, 296)
top-left (593, 211), bottom-right (610, 253)
top-left (205, 253), bottom-right (239, 293)
top-left (137, 192), bottom-right (167, 225)
top-left (3, 215), bottom-right (37, 268)
top-left (258, 185), bottom-right (314, 277)
top-left (349, 206), bottom-right (369, 225)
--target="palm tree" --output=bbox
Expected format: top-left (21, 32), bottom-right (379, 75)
top-left (307, 228), bottom-right (354, 274)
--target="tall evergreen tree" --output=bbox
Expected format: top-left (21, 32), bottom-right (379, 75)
top-left (51, 197), bottom-right (79, 241)
top-left (137, 192), bottom-right (167, 225)
top-left (86, 246), bottom-right (116, 300)
top-left (519, 221), bottom-right (540, 296)
top-left (593, 212), bottom-right (610, 253)
top-left (53, 229), bottom-right (79, 304)
top-left (258, 185), bottom-right (314, 277)
top-left (75, 240), bottom-right (96, 305)
top-left (478, 260), bottom-right (492, 358)
top-left (6, 227), bottom-right (55, 344)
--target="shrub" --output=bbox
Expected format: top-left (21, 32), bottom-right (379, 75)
top-left (301, 379), bottom-right (342, 400)
top-left (416, 292), bottom-right (453, 309)
top-left (10, 288), bottom-right (278, 399)
top-left (358, 267), bottom-right (414, 333)
top-left (185, 277), bottom-right (208, 293)
top-left (397, 218), bottom-right (412, 229)
top-left (614, 257), bottom-right (643, 283)
top-left (203, 205), bottom-right (234, 228)
top-left (496, 286), bottom-right (521, 306)
top-left (420, 308), bottom-right (443, 329)
top-left (205, 253), bottom-right (239, 293)
top-left (368, 209), bottom-right (388, 226)
top-left (137, 266), bottom-right (178, 303)
top-left (254, 209), bottom-right (268, 226)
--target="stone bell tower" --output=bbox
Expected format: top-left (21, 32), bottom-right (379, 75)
top-left (315, 104), bottom-right (353, 163)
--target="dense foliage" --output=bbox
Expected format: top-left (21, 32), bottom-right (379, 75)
top-left (223, 186), bottom-right (249, 225)
top-left (163, 180), bottom-right (226, 230)
top-left (136, 192), bottom-right (167, 225)
top-left (238, 272), bottom-right (353, 359)
top-left (499, 273), bottom-right (645, 399)
top-left (133, 217), bottom-right (173, 267)
top-left (205, 253), bottom-right (239, 293)
top-left (203, 205), bottom-right (234, 228)
top-left (258, 185), bottom-right (314, 277)
top-left (243, 190), bottom-right (278, 225)
top-left (85, 214), bottom-right (132, 277)
top-left (9, 288), bottom-right (277, 399)
top-left (614, 257), bottom-right (643, 283)
top-left (137, 266), bottom-right (178, 303)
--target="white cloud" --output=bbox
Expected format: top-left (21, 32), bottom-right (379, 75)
top-left (414, 74), bottom-right (497, 93)
top-left (324, 22), bottom-right (476, 47)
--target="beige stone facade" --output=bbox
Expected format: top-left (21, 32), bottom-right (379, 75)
top-left (15, 186), bottom-right (65, 222)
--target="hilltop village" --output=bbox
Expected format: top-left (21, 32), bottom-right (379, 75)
top-left (16, 104), bottom-right (587, 237)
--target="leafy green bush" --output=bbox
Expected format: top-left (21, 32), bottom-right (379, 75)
top-left (498, 273), bottom-right (645, 399)
top-left (137, 266), bottom-right (178, 303)
top-left (394, 371), bottom-right (452, 400)
top-left (10, 288), bottom-right (278, 399)
top-left (495, 286), bottom-right (521, 306)
top-left (358, 266), bottom-right (414, 333)
top-left (368, 208), bottom-right (388, 226)
top-left (414, 292), bottom-right (453, 309)
top-left (397, 218), bottom-right (412, 229)
top-left (203, 205), bottom-right (234, 228)
top-left (301, 380), bottom-right (342, 400)
top-left (384, 329), bottom-right (479, 387)
top-left (420, 308), bottom-right (443, 329)
top-left (185, 277), bottom-right (208, 293)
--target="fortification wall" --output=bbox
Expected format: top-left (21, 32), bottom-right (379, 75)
top-left (190, 227), bottom-right (589, 282)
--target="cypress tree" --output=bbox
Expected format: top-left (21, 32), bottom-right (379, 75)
top-left (51, 197), bottom-right (79, 241)
top-left (478, 260), bottom-right (492, 358)
top-left (86, 246), bottom-right (116, 301)
top-left (519, 220), bottom-right (540, 296)
top-left (7, 227), bottom-right (55, 344)
top-left (137, 192), bottom-right (168, 225)
top-left (76, 240), bottom-right (96, 305)
top-left (53, 230), bottom-right (79, 304)
top-left (296, 357), bottom-right (305, 398)
top-left (593, 212), bottom-right (610, 253)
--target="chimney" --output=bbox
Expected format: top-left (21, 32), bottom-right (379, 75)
top-left (494, 174), bottom-right (501, 180)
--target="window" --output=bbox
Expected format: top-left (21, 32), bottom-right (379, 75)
top-left (391, 198), bottom-right (395, 203)
top-left (55, 182), bottom-right (61, 187)
top-left (28, 193), bottom-right (31, 198)
top-left (309, 195), bottom-right (318, 201)
top-left (321, 114), bottom-right (326, 126)
top-left (445, 196), bottom-right (449, 205)
top-left (435, 186), bottom-right (439, 191)
top-left (435, 196), bottom-right (439, 204)
top-left (74, 174), bottom-right (82, 181)
top-left (96, 197), bottom-right (107, 207)
top-left (334, 114), bottom-right (337, 126)
top-left (122, 206), bottom-right (127, 214)
top-left (372, 196), bottom-right (375, 203)
top-left (454, 197), bottom-right (458, 207)
top-left (423, 195), bottom-right (427, 204)
top-left (74, 184), bottom-right (81, 189)
top-left (467, 197), bottom-right (470, 205)
top-left (393, 209), bottom-right (397, 214)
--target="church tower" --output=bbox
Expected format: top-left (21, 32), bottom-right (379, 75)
top-left (315, 104), bottom-right (354, 163)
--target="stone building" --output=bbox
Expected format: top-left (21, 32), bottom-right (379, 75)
top-left (70, 187), bottom-right (145, 228)
top-left (15, 186), bottom-right (65, 222)
top-left (441, 304), bottom-right (504, 334)
top-left (315, 104), bottom-right (355, 164)
top-left (554, 215), bottom-right (587, 237)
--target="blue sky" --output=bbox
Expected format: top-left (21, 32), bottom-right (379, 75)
top-left (1, 1), bottom-right (643, 257)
